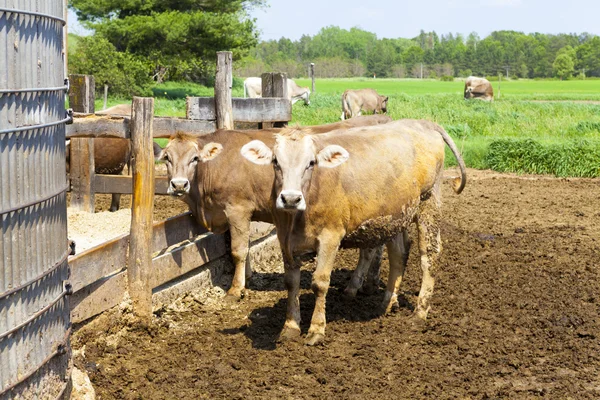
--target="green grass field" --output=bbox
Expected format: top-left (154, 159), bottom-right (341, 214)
top-left (95, 78), bottom-right (600, 177)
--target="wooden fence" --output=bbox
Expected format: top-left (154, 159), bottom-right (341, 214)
top-left (67, 53), bottom-right (285, 320)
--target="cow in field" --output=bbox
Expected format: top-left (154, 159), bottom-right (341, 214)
top-left (464, 76), bottom-right (494, 101)
top-left (243, 77), bottom-right (311, 105)
top-left (241, 119), bottom-right (466, 345)
top-left (341, 88), bottom-right (388, 120)
top-left (155, 115), bottom-right (392, 300)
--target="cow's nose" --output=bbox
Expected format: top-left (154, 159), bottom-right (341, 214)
top-left (281, 193), bottom-right (302, 206)
top-left (170, 178), bottom-right (190, 194)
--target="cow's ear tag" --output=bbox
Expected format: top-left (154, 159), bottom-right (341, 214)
top-left (240, 140), bottom-right (273, 165)
top-left (200, 142), bottom-right (223, 162)
top-left (317, 145), bottom-right (349, 168)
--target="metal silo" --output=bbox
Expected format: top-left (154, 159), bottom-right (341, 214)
top-left (0, 1), bottom-right (71, 398)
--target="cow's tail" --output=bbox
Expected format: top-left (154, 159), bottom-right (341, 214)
top-left (434, 124), bottom-right (467, 194)
top-left (340, 91), bottom-right (349, 120)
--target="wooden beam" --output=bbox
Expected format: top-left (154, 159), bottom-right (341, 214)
top-left (186, 97), bottom-right (291, 123)
top-left (68, 233), bottom-right (129, 292)
top-left (128, 97), bottom-right (156, 320)
top-left (310, 63), bottom-right (316, 93)
top-left (66, 116), bottom-right (129, 139)
top-left (152, 212), bottom-right (207, 254)
top-left (69, 138), bottom-right (95, 212)
top-left (152, 117), bottom-right (215, 138)
top-left (94, 174), bottom-right (170, 195)
top-left (70, 270), bottom-right (128, 324)
top-left (150, 232), bottom-right (227, 288)
top-left (215, 51), bottom-right (234, 130)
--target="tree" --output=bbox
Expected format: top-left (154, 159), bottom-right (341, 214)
top-left (69, 0), bottom-right (264, 81)
top-left (553, 53), bottom-right (575, 80)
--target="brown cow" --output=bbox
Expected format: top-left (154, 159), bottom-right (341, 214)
top-left (156, 115), bottom-right (392, 300)
top-left (241, 119), bottom-right (466, 345)
top-left (66, 103), bottom-right (133, 212)
top-left (464, 76), bottom-right (494, 101)
top-left (341, 88), bottom-right (388, 120)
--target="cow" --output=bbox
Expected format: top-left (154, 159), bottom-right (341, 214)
top-left (240, 119), bottom-right (467, 345)
top-left (243, 77), bottom-right (311, 105)
top-left (464, 76), bottom-right (494, 101)
top-left (155, 115), bottom-right (393, 301)
top-left (66, 103), bottom-right (133, 212)
top-left (341, 88), bottom-right (389, 120)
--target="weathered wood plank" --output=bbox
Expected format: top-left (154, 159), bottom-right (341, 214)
top-left (70, 270), bottom-right (127, 324)
top-left (186, 97), bottom-right (291, 123)
top-left (215, 52), bottom-right (234, 130)
top-left (69, 74), bottom-right (95, 114)
top-left (94, 174), bottom-right (170, 195)
top-left (152, 117), bottom-right (215, 138)
top-left (66, 116), bottom-right (129, 139)
top-left (150, 232), bottom-right (227, 288)
top-left (152, 212), bottom-right (207, 254)
top-left (69, 138), bottom-right (95, 212)
top-left (69, 233), bottom-right (129, 292)
top-left (129, 97), bottom-right (155, 319)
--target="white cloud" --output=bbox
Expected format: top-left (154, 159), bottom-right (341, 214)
top-left (482, 0), bottom-right (523, 6)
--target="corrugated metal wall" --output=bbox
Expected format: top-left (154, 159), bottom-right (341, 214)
top-left (0, 0), bottom-right (71, 398)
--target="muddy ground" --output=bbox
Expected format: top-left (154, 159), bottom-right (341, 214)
top-left (72, 171), bottom-right (600, 399)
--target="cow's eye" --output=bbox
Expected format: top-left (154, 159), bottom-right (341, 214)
top-left (163, 154), bottom-right (170, 163)
top-left (307, 160), bottom-right (315, 169)
top-left (190, 156), bottom-right (199, 163)
top-left (272, 158), bottom-right (279, 167)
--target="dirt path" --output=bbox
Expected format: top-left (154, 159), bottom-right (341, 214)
top-left (72, 172), bottom-right (600, 399)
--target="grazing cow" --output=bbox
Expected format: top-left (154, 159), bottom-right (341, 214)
top-left (464, 76), bottom-right (494, 101)
top-left (241, 119), bottom-right (466, 345)
top-left (243, 77), bottom-right (311, 105)
top-left (66, 103), bottom-right (133, 212)
top-left (156, 115), bottom-right (392, 300)
top-left (341, 88), bottom-right (389, 120)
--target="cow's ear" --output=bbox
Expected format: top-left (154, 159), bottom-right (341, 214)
top-left (153, 142), bottom-right (163, 161)
top-left (200, 142), bottom-right (223, 162)
top-left (240, 140), bottom-right (273, 165)
top-left (317, 145), bottom-right (349, 169)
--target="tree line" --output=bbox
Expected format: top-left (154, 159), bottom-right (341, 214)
top-left (67, 1), bottom-right (600, 97)
top-left (237, 27), bottom-right (600, 81)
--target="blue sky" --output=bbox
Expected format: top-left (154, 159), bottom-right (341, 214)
top-left (68, 0), bottom-right (600, 40)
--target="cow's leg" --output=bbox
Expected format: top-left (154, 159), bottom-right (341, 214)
top-left (306, 231), bottom-right (342, 346)
top-left (225, 209), bottom-right (253, 300)
top-left (344, 246), bottom-right (382, 298)
top-left (414, 184), bottom-right (442, 320)
top-left (381, 230), bottom-right (410, 314)
top-left (363, 245), bottom-right (384, 294)
top-left (109, 193), bottom-right (121, 212)
top-left (280, 254), bottom-right (302, 341)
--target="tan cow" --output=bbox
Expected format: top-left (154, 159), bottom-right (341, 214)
top-left (341, 88), bottom-right (389, 120)
top-left (156, 115), bottom-right (392, 300)
top-left (464, 76), bottom-right (494, 101)
top-left (243, 77), bottom-right (311, 105)
top-left (241, 119), bottom-right (466, 345)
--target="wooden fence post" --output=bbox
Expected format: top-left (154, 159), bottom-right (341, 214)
top-left (215, 51), bottom-right (233, 130)
top-left (310, 63), bottom-right (315, 93)
top-left (261, 72), bottom-right (288, 128)
top-left (128, 97), bottom-right (155, 320)
top-left (69, 74), bottom-right (96, 212)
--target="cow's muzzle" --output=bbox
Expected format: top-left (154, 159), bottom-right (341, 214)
top-left (277, 190), bottom-right (306, 211)
top-left (168, 178), bottom-right (190, 196)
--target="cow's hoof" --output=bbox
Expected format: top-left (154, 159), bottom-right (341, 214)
top-left (278, 326), bottom-right (301, 343)
top-left (223, 291), bottom-right (244, 304)
top-left (109, 207), bottom-right (118, 212)
top-left (407, 313), bottom-right (427, 332)
top-left (380, 300), bottom-right (399, 315)
top-left (305, 332), bottom-right (325, 346)
top-left (360, 281), bottom-right (380, 295)
top-left (342, 287), bottom-right (358, 300)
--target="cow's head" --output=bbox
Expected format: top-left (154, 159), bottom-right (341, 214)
top-left (156, 132), bottom-right (223, 197)
top-left (378, 96), bottom-right (389, 114)
top-left (464, 86), bottom-right (474, 99)
top-left (241, 130), bottom-right (348, 212)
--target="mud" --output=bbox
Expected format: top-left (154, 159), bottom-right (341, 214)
top-left (72, 171), bottom-right (600, 399)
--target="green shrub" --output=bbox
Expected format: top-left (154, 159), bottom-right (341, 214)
top-left (440, 75), bottom-right (454, 82)
top-left (485, 138), bottom-right (600, 177)
top-left (69, 36), bottom-right (153, 97)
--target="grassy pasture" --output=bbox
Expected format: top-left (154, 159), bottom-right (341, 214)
top-left (95, 78), bottom-right (600, 177)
